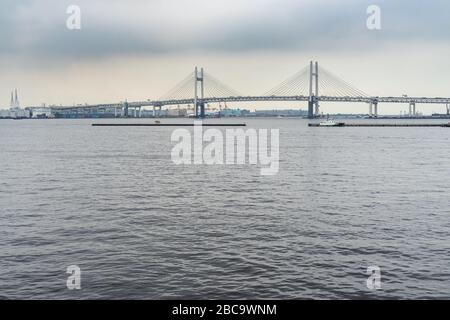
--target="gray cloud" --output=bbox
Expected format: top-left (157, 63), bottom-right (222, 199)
top-left (1, 0), bottom-right (450, 59)
top-left (2, 0), bottom-right (450, 110)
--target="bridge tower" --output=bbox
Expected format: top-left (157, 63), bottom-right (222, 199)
top-left (14, 89), bottom-right (19, 108)
top-left (308, 61), bottom-right (319, 118)
top-left (194, 67), bottom-right (205, 118)
top-left (446, 104), bottom-right (449, 115)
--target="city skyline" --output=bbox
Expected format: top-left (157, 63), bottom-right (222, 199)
top-left (1, 0), bottom-right (450, 114)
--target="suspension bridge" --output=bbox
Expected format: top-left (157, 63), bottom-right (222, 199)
top-left (52, 61), bottom-right (450, 118)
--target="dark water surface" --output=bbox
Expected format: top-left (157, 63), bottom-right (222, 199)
top-left (1, 118), bottom-right (450, 299)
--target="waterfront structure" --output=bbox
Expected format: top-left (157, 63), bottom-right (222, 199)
top-left (30, 106), bottom-right (53, 118)
top-left (0, 89), bottom-right (32, 118)
top-left (0, 108), bottom-right (30, 119)
top-left (52, 105), bottom-right (121, 118)
top-left (0, 109), bottom-right (10, 118)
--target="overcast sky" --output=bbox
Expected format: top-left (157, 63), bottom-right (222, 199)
top-left (1, 0), bottom-right (450, 114)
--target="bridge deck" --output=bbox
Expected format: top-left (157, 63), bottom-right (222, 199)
top-left (53, 95), bottom-right (450, 111)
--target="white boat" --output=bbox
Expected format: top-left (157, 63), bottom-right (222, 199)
top-left (318, 119), bottom-right (345, 127)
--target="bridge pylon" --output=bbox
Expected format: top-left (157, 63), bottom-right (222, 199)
top-left (194, 67), bottom-right (205, 118)
top-left (308, 61), bottom-right (320, 118)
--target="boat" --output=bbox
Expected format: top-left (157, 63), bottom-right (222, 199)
top-left (318, 119), bottom-right (345, 127)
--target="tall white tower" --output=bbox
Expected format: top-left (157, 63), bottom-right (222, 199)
top-left (14, 89), bottom-right (19, 108)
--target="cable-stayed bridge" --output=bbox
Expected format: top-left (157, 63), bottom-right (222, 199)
top-left (53, 61), bottom-right (450, 118)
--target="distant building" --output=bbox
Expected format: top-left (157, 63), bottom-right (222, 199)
top-left (10, 108), bottom-right (31, 118)
top-left (251, 109), bottom-right (308, 117)
top-left (0, 108), bottom-right (31, 119)
top-left (0, 109), bottom-right (10, 118)
top-left (30, 106), bottom-right (53, 118)
top-left (10, 89), bottom-right (20, 108)
top-left (53, 105), bottom-right (121, 118)
top-left (220, 108), bottom-right (249, 117)
top-left (167, 108), bottom-right (187, 117)
top-left (0, 89), bottom-right (31, 119)
top-left (140, 109), bottom-right (169, 117)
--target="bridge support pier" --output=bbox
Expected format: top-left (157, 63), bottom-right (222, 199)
top-left (152, 105), bottom-right (162, 117)
top-left (369, 101), bottom-right (378, 117)
top-left (447, 104), bottom-right (450, 115)
top-left (314, 102), bottom-right (320, 117)
top-left (199, 102), bottom-right (205, 118)
top-left (122, 101), bottom-right (129, 118)
top-left (308, 99), bottom-right (314, 118)
top-left (409, 102), bottom-right (416, 117)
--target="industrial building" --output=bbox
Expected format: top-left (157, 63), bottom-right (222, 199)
top-left (0, 89), bottom-right (31, 119)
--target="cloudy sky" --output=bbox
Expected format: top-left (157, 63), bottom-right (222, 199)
top-left (1, 0), bottom-right (450, 114)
